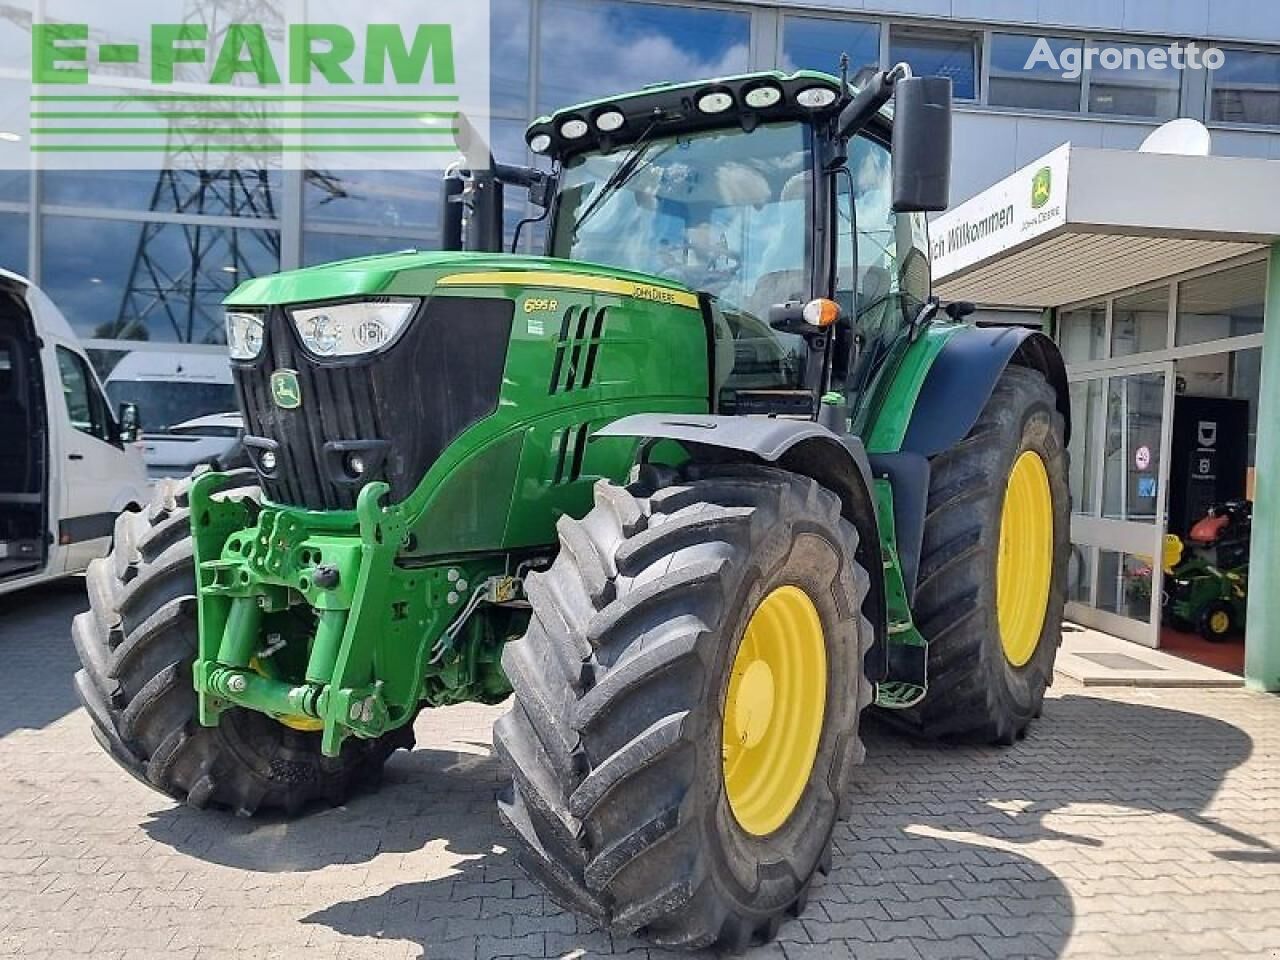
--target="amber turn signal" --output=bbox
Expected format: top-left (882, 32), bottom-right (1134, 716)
top-left (802, 298), bottom-right (841, 328)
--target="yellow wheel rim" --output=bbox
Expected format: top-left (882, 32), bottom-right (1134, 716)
top-left (1210, 610), bottom-right (1231, 635)
top-left (722, 586), bottom-right (827, 837)
top-left (997, 451), bottom-right (1055, 668)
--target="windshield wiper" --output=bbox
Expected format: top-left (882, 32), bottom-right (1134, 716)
top-left (571, 119), bottom-right (664, 241)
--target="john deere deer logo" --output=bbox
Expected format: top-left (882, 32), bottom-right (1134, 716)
top-left (1031, 167), bottom-right (1053, 209)
top-left (271, 369), bottom-right (302, 410)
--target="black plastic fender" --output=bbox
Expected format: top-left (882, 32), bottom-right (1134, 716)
top-left (595, 413), bottom-right (890, 681)
top-left (902, 326), bottom-right (1071, 458)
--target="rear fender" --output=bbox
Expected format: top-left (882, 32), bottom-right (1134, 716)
top-left (900, 326), bottom-right (1071, 458)
top-left (594, 413), bottom-right (890, 682)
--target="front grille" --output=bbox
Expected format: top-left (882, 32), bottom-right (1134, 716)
top-left (234, 297), bottom-right (514, 510)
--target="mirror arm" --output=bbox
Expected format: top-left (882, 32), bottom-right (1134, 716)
top-left (837, 63), bottom-right (911, 141)
top-left (493, 162), bottom-right (557, 208)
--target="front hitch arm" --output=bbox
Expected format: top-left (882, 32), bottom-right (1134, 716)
top-left (191, 474), bottom-right (407, 756)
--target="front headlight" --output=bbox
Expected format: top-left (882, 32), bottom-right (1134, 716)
top-left (288, 299), bottom-right (418, 358)
top-left (226, 311), bottom-right (265, 360)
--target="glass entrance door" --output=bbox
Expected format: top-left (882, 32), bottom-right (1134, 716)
top-left (1066, 362), bottom-right (1175, 646)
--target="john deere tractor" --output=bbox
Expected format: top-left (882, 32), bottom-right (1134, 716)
top-left (74, 65), bottom-right (1070, 949)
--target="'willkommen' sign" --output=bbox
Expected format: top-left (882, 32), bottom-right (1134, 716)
top-left (930, 144), bottom-right (1071, 282)
top-left (0, 1), bottom-right (490, 170)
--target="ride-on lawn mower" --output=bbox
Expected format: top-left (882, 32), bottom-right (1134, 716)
top-left (1165, 500), bottom-right (1252, 642)
top-left (73, 64), bottom-right (1071, 950)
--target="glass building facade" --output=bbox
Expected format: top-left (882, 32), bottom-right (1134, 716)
top-left (2, 0), bottom-right (1277, 395)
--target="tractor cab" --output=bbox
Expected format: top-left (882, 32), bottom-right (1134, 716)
top-left (451, 67), bottom-right (953, 423)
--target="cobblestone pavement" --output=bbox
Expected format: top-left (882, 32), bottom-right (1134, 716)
top-left (2, 583), bottom-right (1279, 960)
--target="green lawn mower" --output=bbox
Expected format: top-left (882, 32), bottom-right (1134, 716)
top-left (1165, 500), bottom-right (1252, 642)
top-left (73, 63), bottom-right (1072, 950)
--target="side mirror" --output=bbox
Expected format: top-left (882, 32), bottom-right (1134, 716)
top-left (118, 402), bottom-right (141, 443)
top-left (891, 75), bottom-right (952, 213)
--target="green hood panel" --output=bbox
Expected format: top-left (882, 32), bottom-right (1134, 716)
top-left (224, 252), bottom-right (700, 308)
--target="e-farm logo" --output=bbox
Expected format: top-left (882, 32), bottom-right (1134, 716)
top-left (33, 23), bottom-right (457, 89)
top-left (9, 3), bottom-right (491, 172)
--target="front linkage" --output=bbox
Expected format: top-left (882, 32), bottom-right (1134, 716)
top-left (188, 471), bottom-right (514, 757)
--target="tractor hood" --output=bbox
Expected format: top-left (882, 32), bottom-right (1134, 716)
top-left (221, 251), bottom-right (707, 514)
top-left (224, 252), bottom-right (700, 310)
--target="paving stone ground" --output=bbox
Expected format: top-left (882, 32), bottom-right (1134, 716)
top-left (2, 581), bottom-right (1279, 960)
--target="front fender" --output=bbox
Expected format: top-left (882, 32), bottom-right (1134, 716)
top-left (594, 413), bottom-right (890, 680)
top-left (595, 413), bottom-right (873, 485)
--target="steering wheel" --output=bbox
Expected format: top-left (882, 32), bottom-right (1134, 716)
top-left (657, 250), bottom-right (742, 292)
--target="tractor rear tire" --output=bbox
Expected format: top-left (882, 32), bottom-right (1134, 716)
top-left (73, 470), bottom-right (413, 816)
top-left (892, 364), bottom-right (1069, 745)
top-left (495, 463), bottom-right (874, 950)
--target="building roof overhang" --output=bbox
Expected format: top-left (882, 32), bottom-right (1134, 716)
top-left (932, 144), bottom-right (1280, 308)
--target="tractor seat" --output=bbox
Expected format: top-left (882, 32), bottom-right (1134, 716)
top-left (742, 269), bottom-right (807, 325)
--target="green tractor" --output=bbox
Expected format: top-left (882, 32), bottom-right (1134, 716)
top-left (73, 64), bottom-right (1071, 949)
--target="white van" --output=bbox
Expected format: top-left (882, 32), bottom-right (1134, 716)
top-left (0, 270), bottom-right (149, 596)
top-left (104, 351), bottom-right (239, 480)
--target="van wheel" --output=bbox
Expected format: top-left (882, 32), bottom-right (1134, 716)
top-left (72, 471), bottom-right (413, 816)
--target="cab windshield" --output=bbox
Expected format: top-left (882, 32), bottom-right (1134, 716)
top-left (551, 122), bottom-right (813, 393)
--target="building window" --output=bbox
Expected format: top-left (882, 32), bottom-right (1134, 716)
top-left (889, 27), bottom-right (979, 101)
top-left (1210, 49), bottom-right (1280, 126)
top-left (492, 0), bottom-right (532, 117)
top-left (305, 170), bottom-right (441, 232)
top-left (1059, 302), bottom-right (1107, 363)
top-left (1086, 43), bottom-right (1180, 119)
top-left (1111, 285), bottom-right (1169, 358)
top-left (41, 216), bottom-right (280, 345)
top-left (43, 169), bottom-right (283, 218)
top-left (0, 211), bottom-right (27, 276)
top-left (1176, 260), bottom-right (1266, 347)
top-left (536, 0), bottom-right (751, 113)
top-left (0, 170), bottom-right (27, 204)
top-left (781, 16), bottom-right (880, 76)
top-left (303, 232), bottom-right (432, 267)
top-left (989, 34), bottom-right (1082, 112)
top-left (1069, 378), bottom-right (1103, 514)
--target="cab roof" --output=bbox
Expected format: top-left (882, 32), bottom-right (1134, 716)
top-left (526, 69), bottom-right (891, 163)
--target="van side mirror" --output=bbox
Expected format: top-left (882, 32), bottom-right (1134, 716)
top-left (891, 75), bottom-right (952, 213)
top-left (118, 402), bottom-right (141, 443)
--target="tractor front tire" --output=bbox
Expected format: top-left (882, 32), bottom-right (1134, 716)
top-left (73, 471), bottom-right (413, 816)
top-left (495, 464), bottom-right (874, 950)
top-left (894, 364), bottom-right (1070, 745)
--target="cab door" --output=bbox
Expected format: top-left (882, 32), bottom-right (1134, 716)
top-left (834, 134), bottom-right (932, 412)
top-left (53, 343), bottom-right (129, 571)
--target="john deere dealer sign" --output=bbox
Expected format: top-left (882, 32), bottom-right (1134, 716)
top-left (0, 1), bottom-right (490, 170)
top-left (930, 144), bottom-right (1071, 281)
